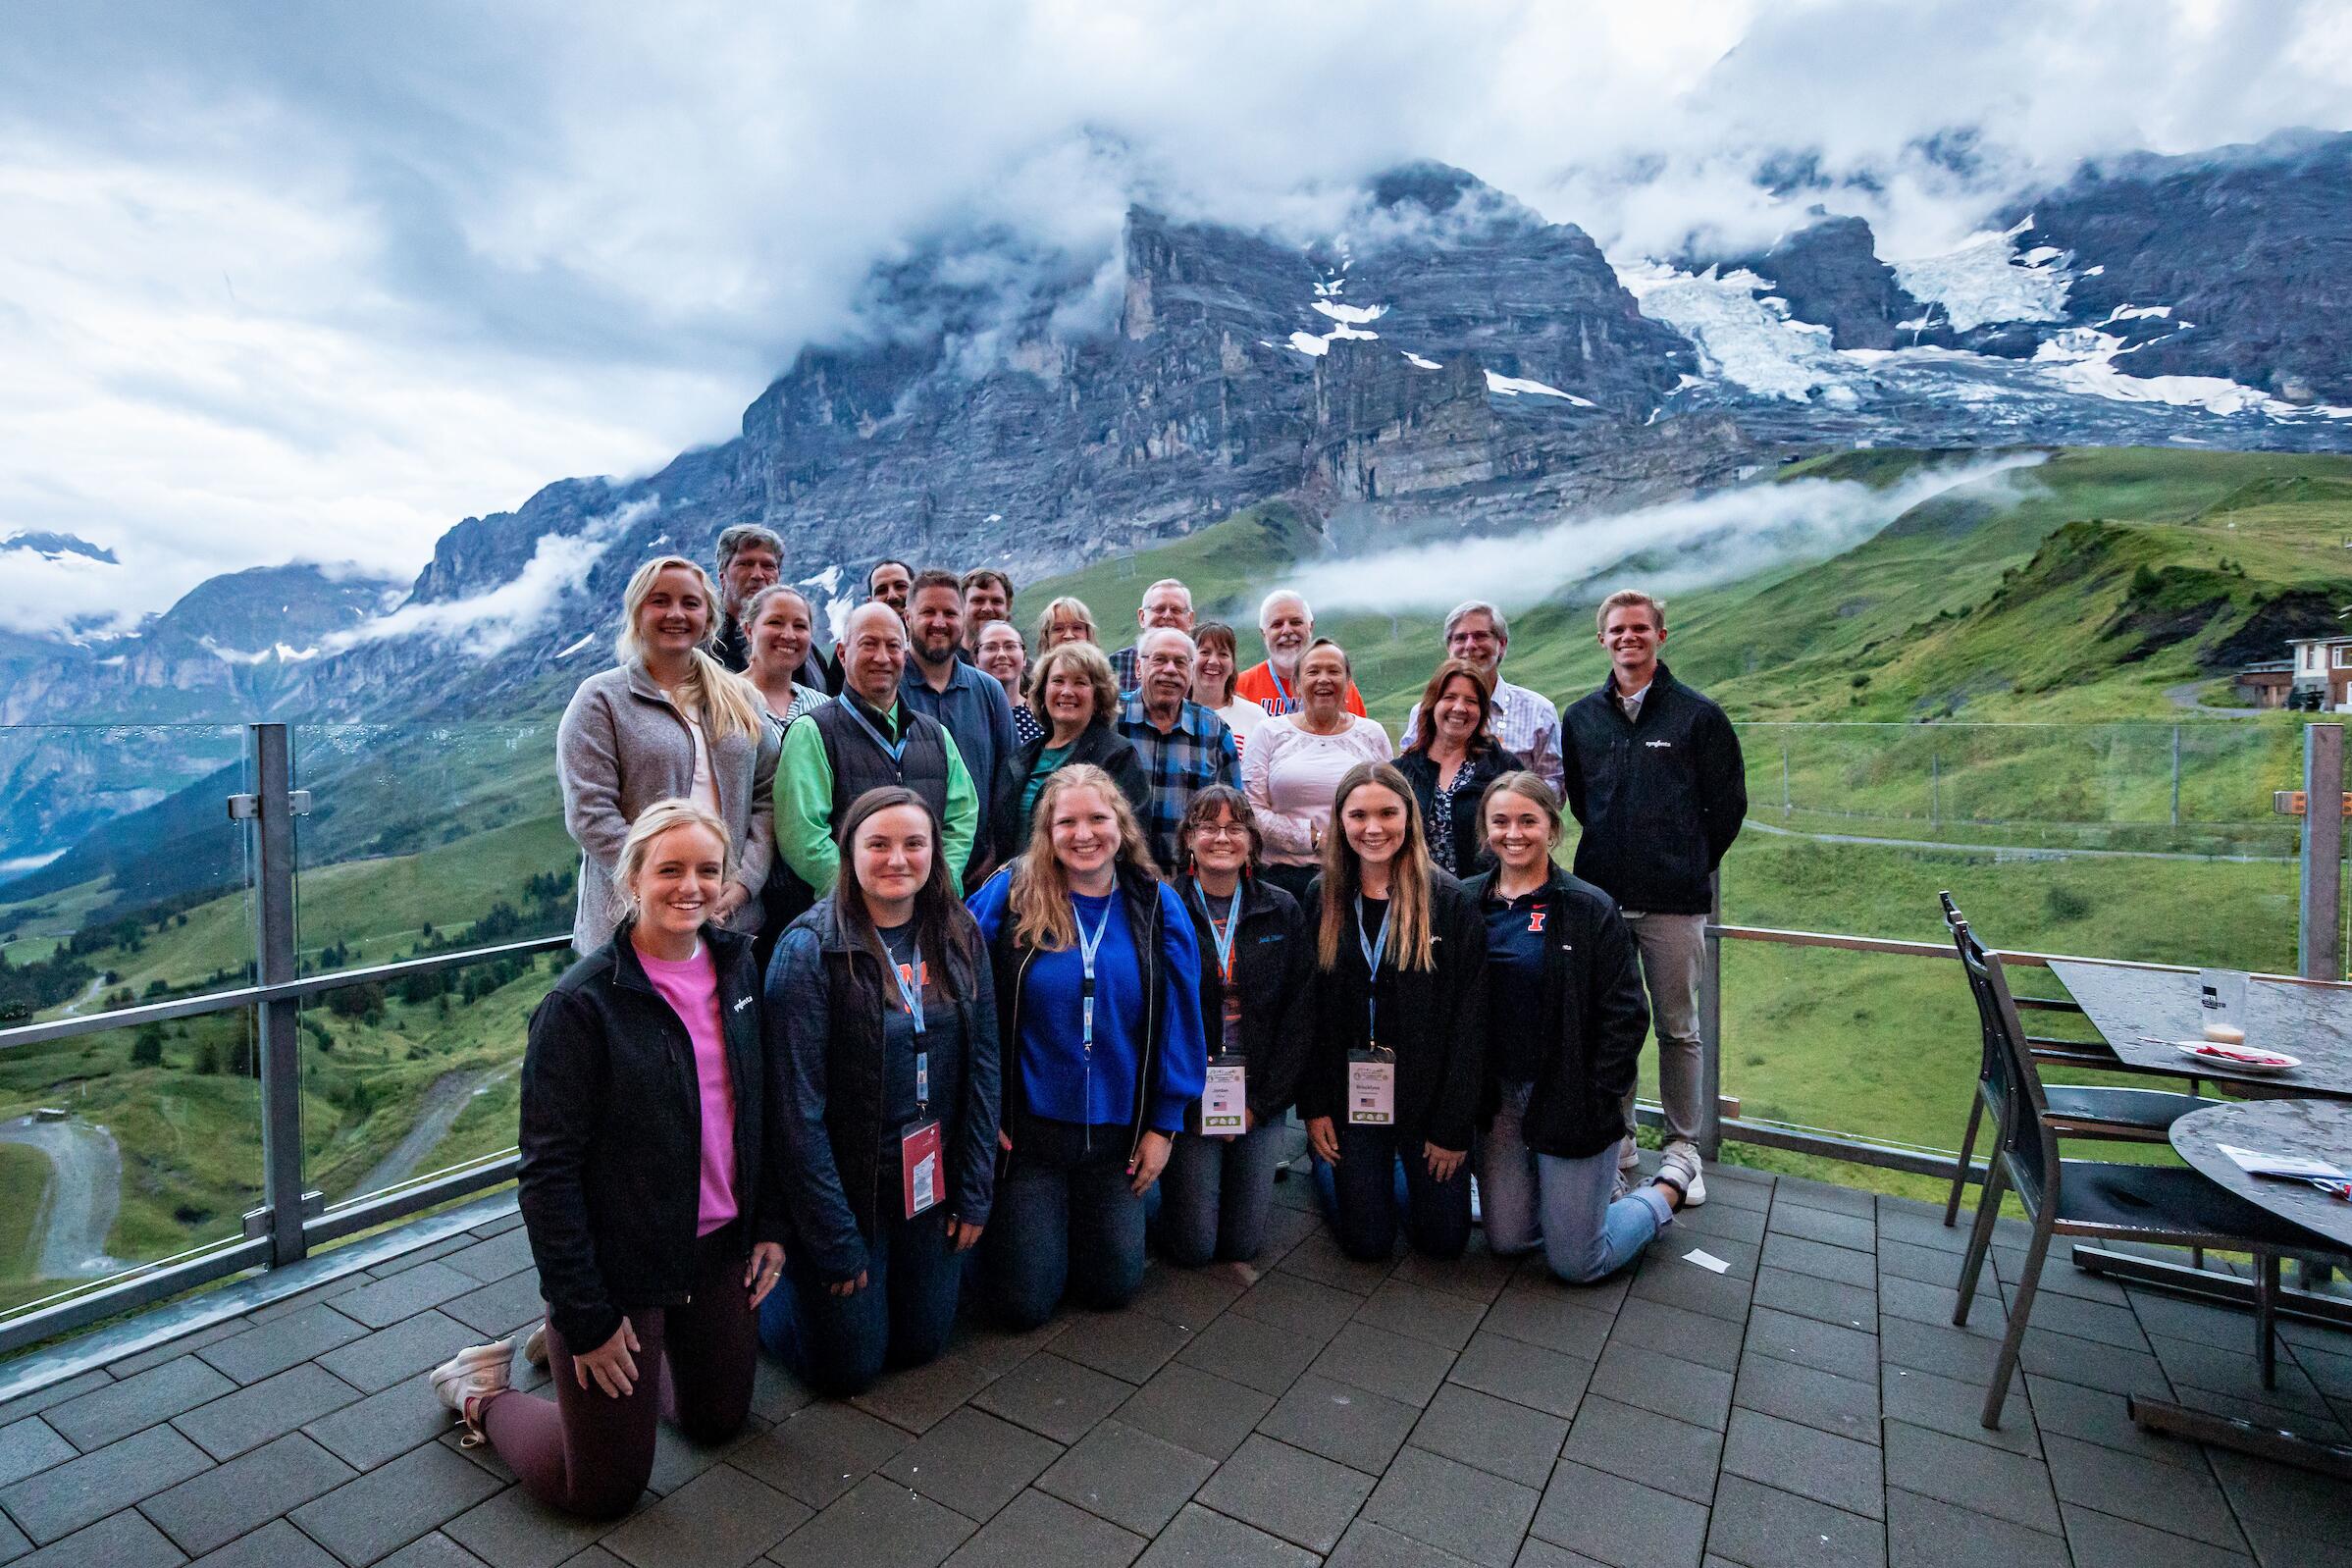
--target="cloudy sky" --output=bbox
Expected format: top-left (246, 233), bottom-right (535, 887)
top-left (2, 0), bottom-right (2346, 633)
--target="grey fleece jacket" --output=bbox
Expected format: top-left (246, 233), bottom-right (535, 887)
top-left (556, 659), bottom-right (780, 952)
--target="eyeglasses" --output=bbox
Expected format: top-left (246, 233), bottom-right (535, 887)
top-left (1189, 824), bottom-right (1249, 841)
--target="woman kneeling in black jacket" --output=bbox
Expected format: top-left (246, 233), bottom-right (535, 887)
top-left (429, 801), bottom-right (786, 1519)
top-left (1468, 772), bottom-right (1692, 1283)
top-left (1301, 761), bottom-right (1489, 1262)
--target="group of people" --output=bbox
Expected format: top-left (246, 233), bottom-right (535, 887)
top-left (430, 524), bottom-right (1748, 1520)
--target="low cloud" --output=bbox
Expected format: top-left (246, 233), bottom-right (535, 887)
top-left (1291, 453), bottom-right (2050, 616)
top-left (326, 496), bottom-right (654, 655)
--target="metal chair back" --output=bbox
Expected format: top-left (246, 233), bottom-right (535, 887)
top-left (1957, 929), bottom-right (2057, 1214)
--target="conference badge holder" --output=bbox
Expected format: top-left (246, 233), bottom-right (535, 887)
top-left (1347, 1045), bottom-right (1396, 1126)
top-left (1201, 1059), bottom-right (1247, 1138)
top-left (901, 1049), bottom-right (941, 1219)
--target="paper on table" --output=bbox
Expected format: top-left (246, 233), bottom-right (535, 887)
top-left (1683, 1249), bottom-right (1731, 1274)
top-left (2215, 1142), bottom-right (2347, 1182)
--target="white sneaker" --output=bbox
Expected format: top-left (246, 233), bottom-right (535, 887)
top-left (430, 1339), bottom-right (513, 1443)
top-left (523, 1321), bottom-right (549, 1368)
top-left (1663, 1142), bottom-right (1706, 1207)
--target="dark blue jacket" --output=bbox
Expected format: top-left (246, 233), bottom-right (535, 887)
top-left (1559, 663), bottom-right (1747, 915)
top-left (901, 657), bottom-right (1020, 878)
top-left (765, 893), bottom-right (1001, 1282)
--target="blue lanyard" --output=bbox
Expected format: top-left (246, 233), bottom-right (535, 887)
top-left (1192, 878), bottom-right (1240, 984)
top-left (1074, 898), bottom-right (1115, 1051)
top-left (1355, 895), bottom-right (1390, 1043)
top-left (881, 933), bottom-right (925, 1034)
top-left (1266, 660), bottom-right (1298, 715)
top-left (841, 696), bottom-right (908, 764)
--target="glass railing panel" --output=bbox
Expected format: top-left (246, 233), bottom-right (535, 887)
top-left (0, 1011), bottom-right (262, 1314)
top-left (0, 724), bottom-right (253, 1019)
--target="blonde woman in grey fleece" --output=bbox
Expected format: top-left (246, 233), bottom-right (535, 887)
top-left (557, 556), bottom-right (779, 952)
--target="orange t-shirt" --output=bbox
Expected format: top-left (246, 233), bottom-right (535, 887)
top-left (1233, 661), bottom-right (1367, 718)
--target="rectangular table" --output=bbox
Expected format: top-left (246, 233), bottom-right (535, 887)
top-left (2045, 959), bottom-right (2352, 1099)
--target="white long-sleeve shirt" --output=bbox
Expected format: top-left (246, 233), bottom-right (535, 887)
top-left (1240, 714), bottom-right (1396, 867)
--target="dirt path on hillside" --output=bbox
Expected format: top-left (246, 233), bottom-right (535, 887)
top-left (2164, 681), bottom-right (2266, 717)
top-left (0, 1115), bottom-right (129, 1278)
top-left (1742, 817), bottom-right (2292, 863)
top-left (343, 1058), bottom-right (522, 1200)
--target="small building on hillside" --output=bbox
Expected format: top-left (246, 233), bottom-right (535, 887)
top-left (2234, 658), bottom-right (2294, 707)
top-left (2288, 634), bottom-right (2352, 710)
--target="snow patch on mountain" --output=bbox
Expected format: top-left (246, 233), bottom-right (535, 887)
top-left (2033, 327), bottom-right (2352, 420)
top-left (1890, 217), bottom-right (2071, 332)
top-left (1485, 372), bottom-right (1596, 406)
top-left (1615, 262), bottom-right (1854, 404)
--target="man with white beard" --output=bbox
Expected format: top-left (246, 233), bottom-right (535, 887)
top-left (1233, 591), bottom-right (1364, 718)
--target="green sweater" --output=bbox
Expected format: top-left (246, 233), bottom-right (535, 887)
top-left (774, 700), bottom-right (979, 895)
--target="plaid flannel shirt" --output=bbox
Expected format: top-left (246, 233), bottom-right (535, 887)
top-left (1117, 693), bottom-right (1241, 867)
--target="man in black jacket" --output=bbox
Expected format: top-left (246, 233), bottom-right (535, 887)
top-left (1560, 589), bottom-right (1746, 1205)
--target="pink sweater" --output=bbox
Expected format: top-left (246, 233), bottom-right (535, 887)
top-left (1240, 714), bottom-right (1396, 867)
top-left (638, 942), bottom-right (739, 1233)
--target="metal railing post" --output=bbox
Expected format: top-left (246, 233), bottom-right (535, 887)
top-left (1699, 870), bottom-right (1724, 1162)
top-left (241, 723), bottom-right (314, 1266)
top-left (2301, 723), bottom-right (2344, 982)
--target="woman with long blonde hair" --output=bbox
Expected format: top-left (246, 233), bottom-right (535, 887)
top-left (1300, 761), bottom-right (1489, 1262)
top-left (557, 555), bottom-right (778, 952)
top-left (966, 764), bottom-right (1207, 1327)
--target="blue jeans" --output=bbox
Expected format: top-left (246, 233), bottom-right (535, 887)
top-left (984, 1117), bottom-right (1147, 1329)
top-left (1479, 1081), bottom-right (1672, 1283)
top-left (1322, 1124), bottom-right (1471, 1261)
top-left (1158, 1121), bottom-right (1285, 1266)
top-left (758, 1207), bottom-right (964, 1397)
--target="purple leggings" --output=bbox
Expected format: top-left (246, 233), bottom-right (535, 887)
top-left (481, 1231), bottom-right (757, 1520)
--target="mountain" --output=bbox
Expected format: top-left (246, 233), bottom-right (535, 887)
top-left (2, 532), bottom-right (117, 565)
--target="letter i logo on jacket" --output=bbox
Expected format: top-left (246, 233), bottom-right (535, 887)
top-left (1527, 909), bottom-right (1547, 934)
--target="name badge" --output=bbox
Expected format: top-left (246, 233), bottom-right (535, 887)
top-left (1346, 1047), bottom-right (1396, 1125)
top-left (1201, 1061), bottom-right (1247, 1138)
top-left (901, 1120), bottom-right (943, 1219)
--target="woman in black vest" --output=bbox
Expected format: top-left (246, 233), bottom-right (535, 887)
top-left (992, 640), bottom-right (1149, 855)
top-left (1157, 786), bottom-right (1313, 1266)
top-left (1300, 761), bottom-right (1489, 1262)
top-left (758, 787), bottom-right (1000, 1395)
top-left (1467, 772), bottom-right (1691, 1282)
top-left (428, 802), bottom-right (785, 1519)
top-left (1395, 659), bottom-right (1523, 877)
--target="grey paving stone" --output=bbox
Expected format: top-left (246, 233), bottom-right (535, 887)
top-left (2013, 1327), bottom-right (2169, 1400)
top-left (1446, 1330), bottom-right (1592, 1421)
top-left (1626, 1252), bottom-right (1751, 1325)
top-left (1350, 1281), bottom-right (1488, 1352)
top-left (1767, 1204), bottom-right (1876, 1253)
top-left (1406, 1385), bottom-right (1567, 1491)
top-left (2059, 1505), bottom-right (2257, 1568)
top-left (1307, 1324), bottom-right (1455, 1407)
top-left (1172, 1316), bottom-right (1322, 1398)
top-left (1875, 1207), bottom-right (1970, 1258)
top-left (173, 1365), bottom-right (360, 1463)
top-left (745, 1358), bottom-right (813, 1425)
top-left (288, 1437), bottom-right (504, 1566)
top-left (440, 1233), bottom-right (536, 1285)
top-left (1880, 1364), bottom-right (2036, 1455)
top-left (2040, 1432), bottom-right (2245, 1551)
top-left (316, 1313), bottom-right (482, 1395)
top-left (1112, 1364), bottom-right (1273, 1463)
top-left (1515, 1543), bottom-right (1606, 1568)
top-left (1035, 1421), bottom-right (1213, 1536)
top-left (2205, 1447), bottom-right (2352, 1568)
top-left (1559, 1395), bottom-right (1721, 1506)
top-left (2009, 1288), bottom-right (2142, 1351)
top-left (1048, 1310), bottom-right (1193, 1385)
top-left (1733, 1353), bottom-right (1878, 1446)
top-left (439, 1275), bottom-right (547, 1341)
top-left (1531, 1459), bottom-right (1707, 1568)
top-left (1879, 1275), bottom-right (2003, 1338)
top-left (0, 1424), bottom-right (213, 1544)
top-left (1133, 1503), bottom-right (1316, 1568)
top-left (1882, 1420), bottom-right (2060, 1537)
top-left (1606, 1296), bottom-right (1744, 1374)
top-left (366, 1238), bottom-right (483, 1279)
top-left (641, 1417), bottom-right (757, 1499)
top-left (1255, 1375), bottom-right (1418, 1475)
top-left (1360, 1446), bottom-right (1535, 1568)
top-left (11, 1509), bottom-right (187, 1568)
top-left (729, 1402), bottom-right (909, 1510)
top-left (1704, 1475), bottom-right (1884, 1568)
top-left (1193, 1435), bottom-right (1372, 1556)
top-left (1324, 1518), bottom-right (1478, 1568)
top-left (1759, 1234), bottom-right (1876, 1291)
top-left (1877, 1238), bottom-right (1970, 1286)
top-left (880, 1408), bottom-right (1062, 1522)
top-left (1884, 1488), bottom-right (2068, 1568)
top-left (0, 1506), bottom-right (33, 1563)
top-left (1991, 1252), bottom-right (2130, 1308)
top-left (138, 1432), bottom-right (353, 1556)
top-left (2146, 1333), bottom-right (2331, 1416)
top-left (301, 1377), bottom-right (456, 1473)
top-left (1223, 1275), bottom-right (1358, 1345)
top-left (1676, 1200), bottom-right (1768, 1249)
top-left (46, 1360), bottom-right (235, 1453)
top-left (0, 1422), bottom-right (75, 1490)
top-left (441, 1483), bottom-right (610, 1568)
top-left (1587, 1341), bottom-right (1733, 1433)
top-left (183, 1518), bottom-right (339, 1568)
top-left (844, 1352), bottom-right (995, 1436)
top-left (2125, 1289), bottom-right (2262, 1352)
top-left (371, 1531), bottom-right (491, 1568)
top-left (1752, 1269), bottom-right (1875, 1333)
top-left (938, 1488), bottom-right (1142, 1568)
top-left (601, 1462), bottom-right (807, 1568)
top-left (765, 1474), bottom-right (973, 1568)
top-left (466, 1211), bottom-right (526, 1239)
top-left (1274, 1231), bottom-right (1394, 1296)
top-left (1720, 1407), bottom-right (1883, 1520)
top-left (1477, 1288), bottom-right (1613, 1362)
top-left (1878, 1318), bottom-right (2011, 1386)
top-left (2018, 1374), bottom-right (2203, 1471)
top-left (197, 1307), bottom-right (367, 1386)
top-left (1699, 1168), bottom-right (1774, 1213)
top-left (0, 1376), bottom-right (109, 1433)
top-left (1389, 1240), bottom-right (1518, 1306)
top-left (332, 1266), bottom-right (481, 1332)
top-left (969, 1352), bottom-right (1130, 1444)
top-left (1124, 1264), bottom-right (1247, 1331)
top-left (1775, 1177), bottom-right (1875, 1220)
top-left (1742, 1307), bottom-right (1877, 1385)
top-left (1651, 1230), bottom-right (1757, 1281)
top-left (107, 1322), bottom-right (254, 1382)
